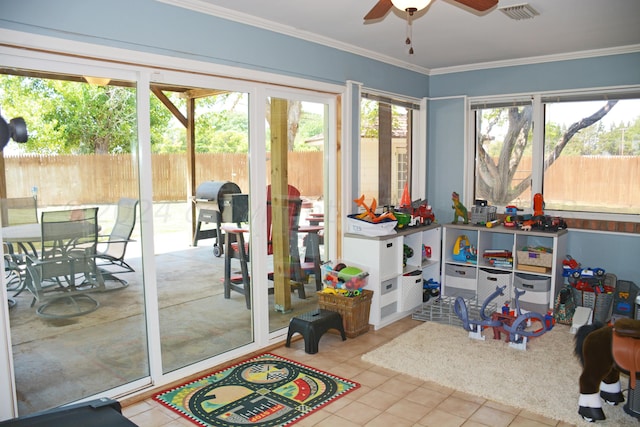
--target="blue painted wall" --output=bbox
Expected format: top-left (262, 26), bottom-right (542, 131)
top-left (2, 0), bottom-right (639, 282)
top-left (0, 0), bottom-right (429, 97)
top-left (427, 54), bottom-right (640, 283)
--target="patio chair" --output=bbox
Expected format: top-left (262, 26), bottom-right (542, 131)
top-left (24, 207), bottom-right (104, 318)
top-left (223, 185), bottom-right (306, 309)
top-left (96, 198), bottom-right (138, 282)
top-left (1, 196), bottom-right (38, 295)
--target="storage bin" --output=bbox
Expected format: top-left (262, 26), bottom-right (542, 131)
top-left (571, 285), bottom-right (614, 323)
top-left (381, 278), bottom-right (398, 295)
top-left (444, 264), bottom-right (476, 298)
top-left (514, 273), bottom-right (551, 292)
top-left (478, 268), bottom-right (511, 308)
top-left (613, 280), bottom-right (639, 318)
top-left (516, 247), bottom-right (553, 268)
top-left (517, 290), bottom-right (551, 313)
top-left (514, 273), bottom-right (551, 313)
top-left (317, 289), bottom-right (373, 338)
top-left (347, 214), bottom-right (397, 236)
top-left (321, 260), bottom-right (369, 290)
top-left (400, 271), bottom-right (423, 311)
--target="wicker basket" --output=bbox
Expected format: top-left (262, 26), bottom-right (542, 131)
top-left (571, 286), bottom-right (614, 323)
top-left (317, 290), bottom-right (373, 338)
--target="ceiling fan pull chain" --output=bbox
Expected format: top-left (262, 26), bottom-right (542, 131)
top-left (405, 10), bottom-right (415, 55)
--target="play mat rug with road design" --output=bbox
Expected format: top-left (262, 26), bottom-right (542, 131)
top-left (153, 353), bottom-right (360, 426)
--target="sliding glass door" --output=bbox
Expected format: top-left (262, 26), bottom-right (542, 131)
top-left (150, 81), bottom-right (254, 373)
top-left (0, 49), bottom-right (339, 418)
top-left (264, 93), bottom-right (333, 334)
top-left (0, 68), bottom-right (148, 414)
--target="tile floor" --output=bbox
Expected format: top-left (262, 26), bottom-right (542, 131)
top-left (121, 316), bottom-right (576, 427)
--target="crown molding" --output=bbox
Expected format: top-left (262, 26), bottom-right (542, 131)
top-left (428, 44), bottom-right (640, 75)
top-left (158, 0), bottom-right (640, 78)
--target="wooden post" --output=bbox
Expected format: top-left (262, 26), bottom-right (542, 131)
top-left (271, 98), bottom-right (292, 312)
top-left (186, 98), bottom-right (196, 239)
top-left (378, 103), bottom-right (392, 206)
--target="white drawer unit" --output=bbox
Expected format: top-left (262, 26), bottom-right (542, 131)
top-left (514, 273), bottom-right (551, 313)
top-left (344, 224), bottom-right (441, 329)
top-left (400, 272), bottom-right (424, 312)
top-left (440, 223), bottom-right (567, 312)
top-left (477, 268), bottom-right (512, 309)
top-left (444, 264), bottom-right (476, 298)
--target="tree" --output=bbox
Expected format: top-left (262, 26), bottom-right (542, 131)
top-left (0, 75), bottom-right (173, 154)
top-left (476, 100), bottom-right (618, 205)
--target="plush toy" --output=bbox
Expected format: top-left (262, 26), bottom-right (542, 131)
top-left (451, 191), bottom-right (469, 224)
top-left (574, 319), bottom-right (640, 422)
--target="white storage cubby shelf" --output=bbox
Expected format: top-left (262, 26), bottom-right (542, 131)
top-left (440, 223), bottom-right (568, 312)
top-left (344, 224), bottom-right (441, 329)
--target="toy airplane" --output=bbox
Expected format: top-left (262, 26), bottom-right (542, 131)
top-left (353, 195), bottom-right (396, 223)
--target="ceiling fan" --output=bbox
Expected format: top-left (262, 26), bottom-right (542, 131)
top-left (364, 0), bottom-right (498, 20)
top-left (364, 0), bottom-right (498, 55)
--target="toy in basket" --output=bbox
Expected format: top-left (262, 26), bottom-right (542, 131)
top-left (322, 261), bottom-right (369, 292)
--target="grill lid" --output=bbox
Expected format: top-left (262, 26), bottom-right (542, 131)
top-left (195, 181), bottom-right (242, 202)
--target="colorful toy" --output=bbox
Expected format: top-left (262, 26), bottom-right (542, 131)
top-left (452, 235), bottom-right (477, 264)
top-left (454, 286), bottom-right (550, 350)
top-left (423, 278), bottom-right (440, 302)
top-left (403, 244), bottom-right (414, 267)
top-left (410, 199), bottom-right (435, 226)
top-left (453, 285), bottom-right (506, 340)
top-left (353, 195), bottom-right (396, 223)
top-left (321, 261), bottom-right (369, 291)
top-left (533, 193), bottom-right (544, 217)
top-left (399, 182), bottom-right (411, 209)
top-left (451, 191), bottom-right (469, 224)
top-left (573, 318), bottom-right (640, 422)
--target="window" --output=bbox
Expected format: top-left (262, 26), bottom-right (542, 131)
top-left (360, 94), bottom-right (416, 207)
top-left (542, 96), bottom-right (640, 215)
top-left (471, 91), bottom-right (640, 219)
top-left (472, 100), bottom-right (534, 210)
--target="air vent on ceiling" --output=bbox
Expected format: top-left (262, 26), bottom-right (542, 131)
top-left (499, 3), bottom-right (539, 20)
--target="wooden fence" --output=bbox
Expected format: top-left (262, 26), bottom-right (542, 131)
top-left (3, 152), bottom-right (324, 206)
top-left (3, 153), bottom-right (638, 210)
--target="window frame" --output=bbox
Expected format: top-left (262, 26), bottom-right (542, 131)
top-left (359, 90), bottom-right (422, 207)
top-left (466, 87), bottom-right (640, 223)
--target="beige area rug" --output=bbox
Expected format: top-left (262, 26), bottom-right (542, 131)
top-left (362, 321), bottom-right (637, 426)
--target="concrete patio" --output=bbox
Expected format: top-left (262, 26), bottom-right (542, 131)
top-left (6, 202), bottom-right (322, 415)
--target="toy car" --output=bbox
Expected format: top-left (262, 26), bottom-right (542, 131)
top-left (562, 255), bottom-right (579, 270)
top-left (568, 267), bottom-right (605, 280)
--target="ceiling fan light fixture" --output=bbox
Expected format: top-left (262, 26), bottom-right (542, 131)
top-left (391, 0), bottom-right (433, 14)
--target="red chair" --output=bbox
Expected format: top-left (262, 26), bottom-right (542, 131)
top-left (223, 185), bottom-right (311, 309)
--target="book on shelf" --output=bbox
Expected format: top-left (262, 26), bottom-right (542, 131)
top-left (483, 250), bottom-right (512, 259)
top-left (517, 264), bottom-right (549, 274)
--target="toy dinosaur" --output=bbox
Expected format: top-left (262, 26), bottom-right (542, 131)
top-left (451, 191), bottom-right (469, 224)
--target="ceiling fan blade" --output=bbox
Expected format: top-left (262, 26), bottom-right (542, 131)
top-left (364, 0), bottom-right (393, 20)
top-left (453, 0), bottom-right (498, 12)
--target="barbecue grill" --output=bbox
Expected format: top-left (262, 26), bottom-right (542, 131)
top-left (193, 181), bottom-right (248, 257)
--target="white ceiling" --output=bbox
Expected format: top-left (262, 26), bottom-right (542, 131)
top-left (170, 0), bottom-right (640, 73)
